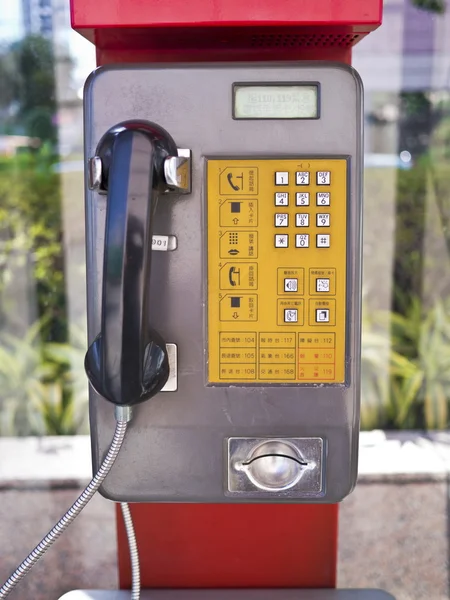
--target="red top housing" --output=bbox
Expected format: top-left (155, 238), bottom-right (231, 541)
top-left (71, 0), bottom-right (382, 64)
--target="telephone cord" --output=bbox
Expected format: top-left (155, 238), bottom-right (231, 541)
top-left (120, 503), bottom-right (141, 600)
top-left (0, 408), bottom-right (131, 599)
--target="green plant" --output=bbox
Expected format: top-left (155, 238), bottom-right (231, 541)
top-left (0, 322), bottom-right (52, 435)
top-left (0, 322), bottom-right (88, 436)
top-left (361, 298), bottom-right (450, 431)
top-left (0, 146), bottom-right (67, 342)
top-left (390, 299), bottom-right (450, 429)
top-left (360, 308), bottom-right (391, 430)
top-left (411, 0), bottom-right (446, 13)
top-left (35, 381), bottom-right (86, 436)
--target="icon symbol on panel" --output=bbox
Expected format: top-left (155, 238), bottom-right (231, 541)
top-left (230, 203), bottom-right (241, 224)
top-left (316, 278), bottom-right (330, 293)
top-left (285, 309), bottom-right (298, 323)
top-left (229, 267), bottom-right (241, 287)
top-left (284, 278), bottom-right (298, 292)
top-left (228, 232), bottom-right (240, 254)
top-left (227, 172), bottom-right (243, 191)
top-left (316, 309), bottom-right (330, 323)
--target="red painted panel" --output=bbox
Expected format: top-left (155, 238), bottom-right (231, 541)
top-left (71, 0), bottom-right (382, 28)
top-left (96, 47), bottom-right (352, 65)
top-left (70, 0), bottom-right (382, 58)
top-left (117, 504), bottom-right (338, 589)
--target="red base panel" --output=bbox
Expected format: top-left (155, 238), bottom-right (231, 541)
top-left (117, 504), bottom-right (338, 589)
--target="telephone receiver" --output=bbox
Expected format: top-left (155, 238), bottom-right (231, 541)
top-left (85, 120), bottom-right (186, 406)
top-left (229, 266), bottom-right (240, 286)
top-left (227, 172), bottom-right (240, 191)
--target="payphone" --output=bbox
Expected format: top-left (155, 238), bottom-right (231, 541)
top-left (0, 0), bottom-right (396, 598)
top-left (84, 62), bottom-right (362, 503)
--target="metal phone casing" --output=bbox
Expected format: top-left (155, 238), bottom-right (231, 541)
top-left (84, 63), bottom-right (363, 503)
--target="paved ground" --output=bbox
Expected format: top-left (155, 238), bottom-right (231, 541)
top-left (339, 480), bottom-right (448, 600)
top-left (0, 480), bottom-right (448, 600)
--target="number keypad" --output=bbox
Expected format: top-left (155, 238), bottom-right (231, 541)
top-left (272, 168), bottom-right (337, 249)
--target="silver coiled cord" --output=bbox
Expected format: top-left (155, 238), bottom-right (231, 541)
top-left (120, 503), bottom-right (141, 600)
top-left (0, 406), bottom-right (132, 599)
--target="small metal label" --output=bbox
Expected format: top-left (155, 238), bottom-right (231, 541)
top-left (152, 235), bottom-right (177, 251)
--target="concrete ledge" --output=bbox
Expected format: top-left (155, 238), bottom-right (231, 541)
top-left (0, 435), bottom-right (92, 488)
top-left (1, 430), bottom-right (450, 487)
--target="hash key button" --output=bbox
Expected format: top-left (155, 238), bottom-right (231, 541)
top-left (317, 234), bottom-right (330, 248)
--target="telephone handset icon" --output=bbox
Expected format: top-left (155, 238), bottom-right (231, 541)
top-left (227, 172), bottom-right (244, 191)
top-left (229, 267), bottom-right (241, 286)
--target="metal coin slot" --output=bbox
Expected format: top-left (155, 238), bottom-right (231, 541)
top-left (228, 437), bottom-right (323, 496)
top-left (235, 440), bottom-right (311, 491)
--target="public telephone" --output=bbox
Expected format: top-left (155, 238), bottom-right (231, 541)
top-left (84, 62), bottom-right (363, 503)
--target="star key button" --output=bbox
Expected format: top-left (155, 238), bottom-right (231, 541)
top-left (275, 234), bottom-right (289, 248)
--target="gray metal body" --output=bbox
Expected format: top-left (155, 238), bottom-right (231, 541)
top-left (84, 63), bottom-right (363, 503)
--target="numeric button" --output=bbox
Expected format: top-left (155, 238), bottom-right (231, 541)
top-left (296, 172), bottom-right (310, 185)
top-left (317, 171), bottom-right (331, 185)
top-left (296, 234), bottom-right (309, 248)
top-left (296, 192), bottom-right (310, 206)
top-left (275, 213), bottom-right (289, 227)
top-left (275, 192), bottom-right (289, 206)
top-left (317, 214), bottom-right (330, 227)
top-left (275, 172), bottom-right (289, 185)
top-left (296, 213), bottom-right (309, 227)
top-left (317, 192), bottom-right (330, 206)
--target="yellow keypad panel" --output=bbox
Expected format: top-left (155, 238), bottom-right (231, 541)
top-left (207, 158), bottom-right (348, 384)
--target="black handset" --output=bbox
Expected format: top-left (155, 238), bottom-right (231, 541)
top-left (85, 121), bottom-right (178, 406)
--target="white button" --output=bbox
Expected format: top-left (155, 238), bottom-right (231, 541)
top-left (296, 171), bottom-right (310, 185)
top-left (317, 234), bottom-right (330, 248)
top-left (316, 309), bottom-right (330, 323)
top-left (275, 234), bottom-right (289, 248)
top-left (296, 192), bottom-right (310, 206)
top-left (284, 309), bottom-right (298, 323)
top-left (275, 192), bottom-right (289, 206)
top-left (275, 172), bottom-right (289, 185)
top-left (317, 213), bottom-right (330, 227)
top-left (275, 213), bottom-right (289, 227)
top-left (317, 193), bottom-right (330, 206)
top-left (295, 234), bottom-right (309, 248)
top-left (317, 171), bottom-right (331, 185)
top-left (284, 278), bottom-right (298, 292)
top-left (296, 213), bottom-right (309, 227)
top-left (316, 278), bottom-right (330, 292)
